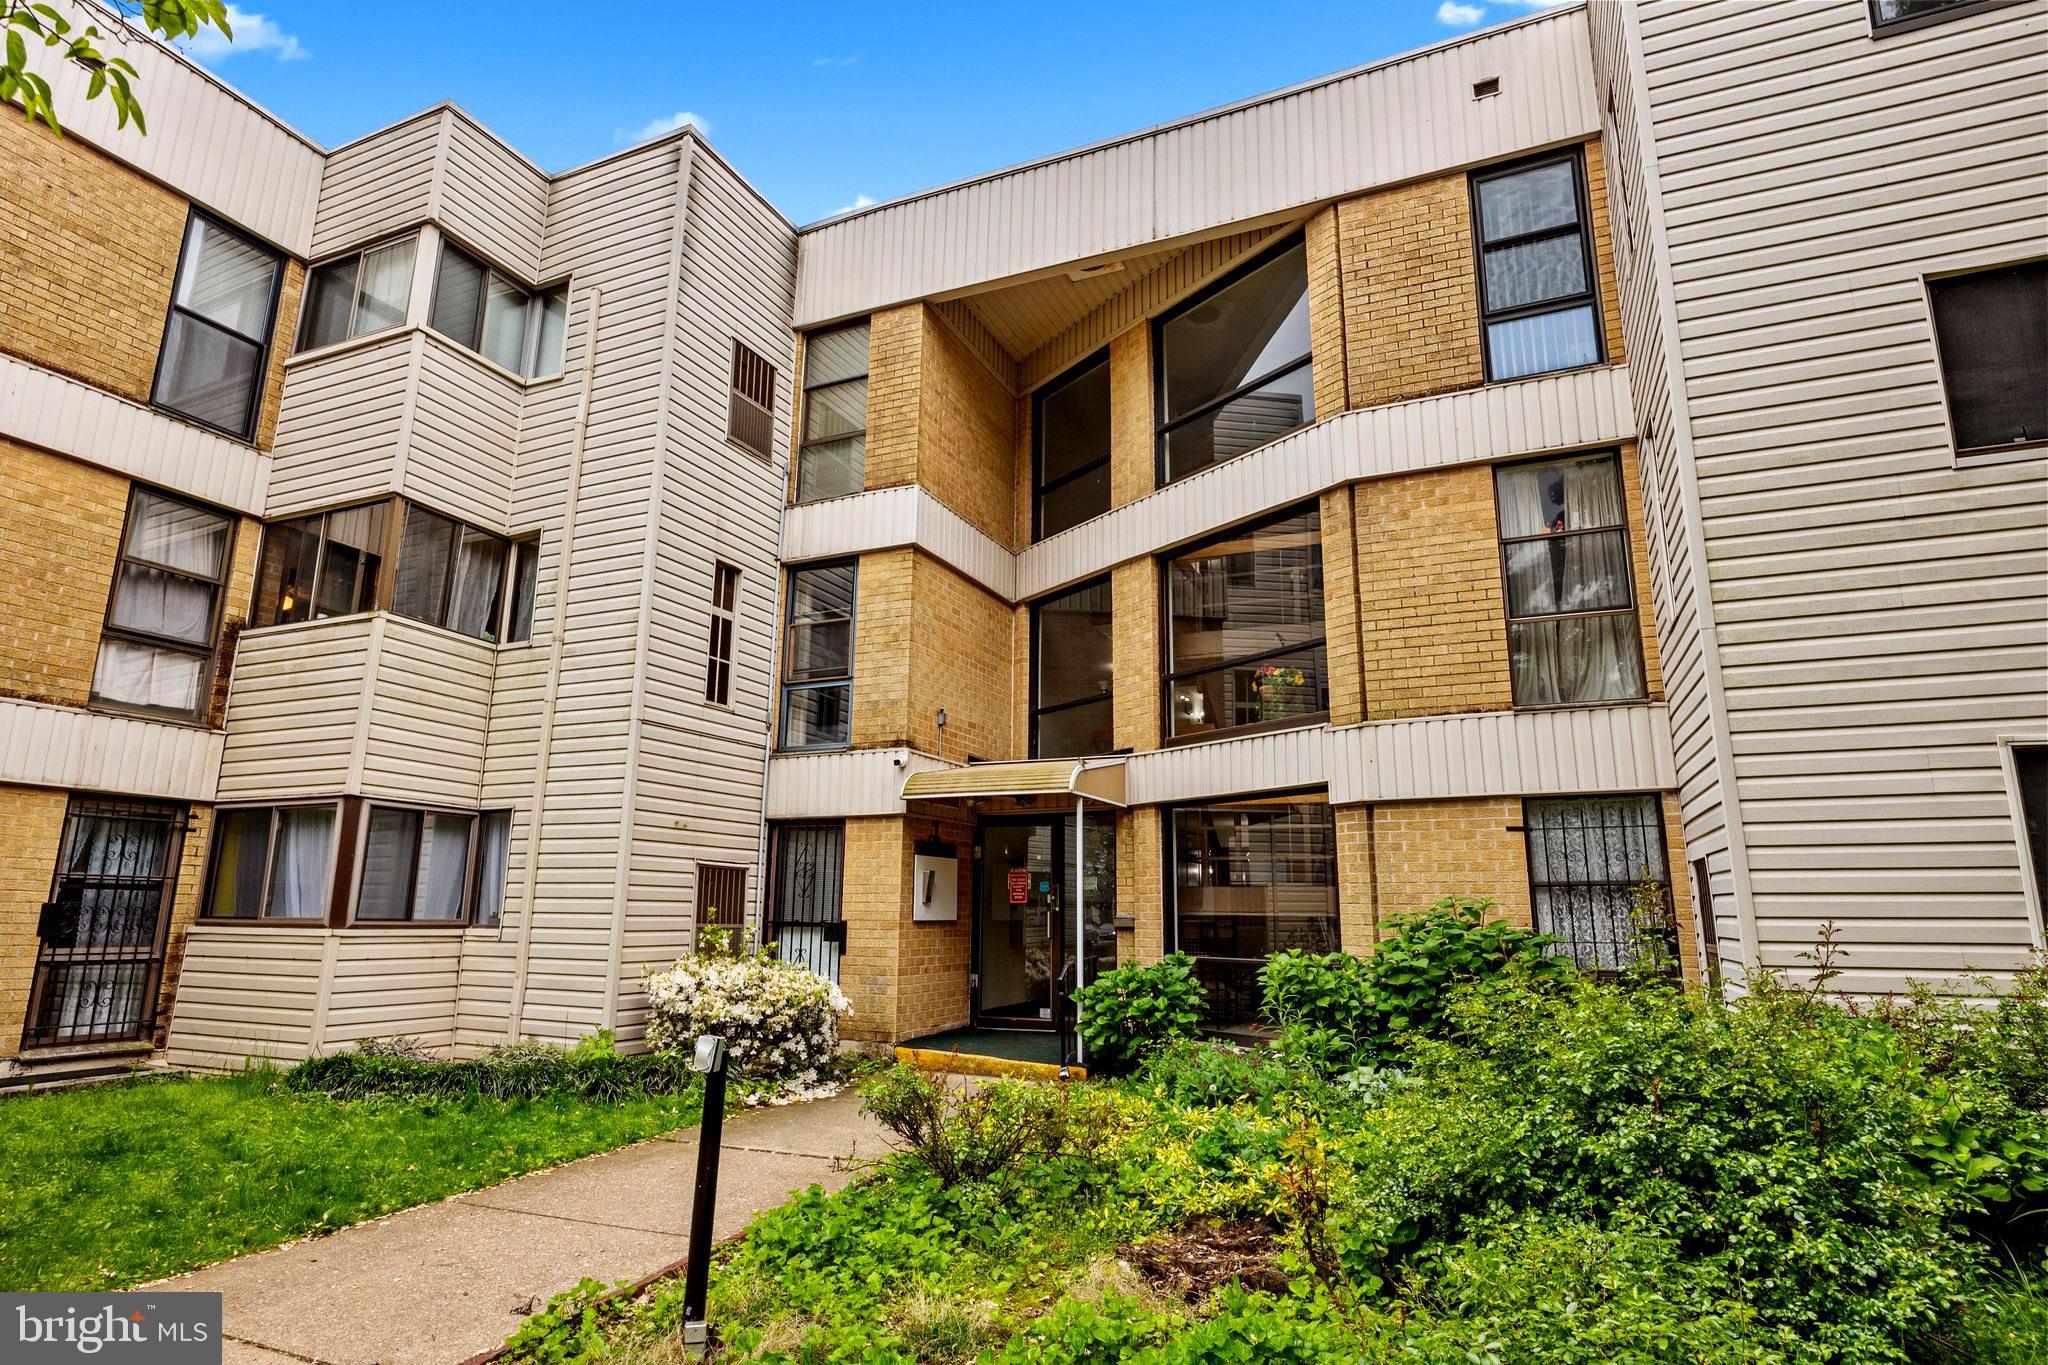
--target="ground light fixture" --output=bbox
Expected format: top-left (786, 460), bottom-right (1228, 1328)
top-left (681, 1033), bottom-right (729, 1358)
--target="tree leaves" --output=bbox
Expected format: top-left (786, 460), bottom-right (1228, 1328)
top-left (2, 0), bottom-right (228, 137)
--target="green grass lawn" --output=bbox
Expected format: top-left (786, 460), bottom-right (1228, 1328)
top-left (0, 1069), bottom-right (703, 1291)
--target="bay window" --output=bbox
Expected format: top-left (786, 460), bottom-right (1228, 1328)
top-left (356, 806), bottom-right (475, 922)
top-left (298, 236), bottom-right (417, 351)
top-left (780, 561), bottom-right (856, 749)
top-left (1170, 796), bottom-right (1338, 1027)
top-left (1495, 451), bottom-right (1646, 706)
top-left (797, 322), bottom-right (869, 503)
top-left (429, 241), bottom-right (567, 379)
top-left (152, 211), bottom-right (283, 440)
top-left (92, 487), bottom-right (236, 719)
top-left (1165, 504), bottom-right (1327, 741)
top-left (253, 502), bottom-right (388, 627)
top-left (203, 804), bottom-right (337, 920)
top-left (1156, 237), bottom-right (1314, 485)
top-left (1031, 577), bottom-right (1113, 759)
top-left (1472, 151), bottom-right (1603, 382)
top-left (1524, 794), bottom-right (1674, 972)
top-left (394, 504), bottom-right (507, 641)
top-left (1033, 351), bottom-right (1111, 538)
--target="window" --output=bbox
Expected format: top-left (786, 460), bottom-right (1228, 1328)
top-left (472, 810), bottom-right (511, 927)
top-left (697, 863), bottom-right (749, 945)
top-left (1928, 260), bottom-right (2047, 453)
top-left (428, 242), bottom-right (566, 379)
top-left (1523, 794), bottom-right (1674, 972)
top-left (356, 806), bottom-right (474, 922)
top-left (504, 538), bottom-right (540, 644)
top-left (705, 561), bottom-right (740, 705)
top-left (203, 804), bottom-right (337, 920)
top-left (1033, 351), bottom-right (1111, 539)
top-left (298, 236), bottom-right (418, 351)
top-left (781, 561), bottom-right (856, 749)
top-left (1870, 0), bottom-right (2015, 31)
top-left (2013, 745), bottom-right (2047, 915)
top-left (768, 823), bottom-right (845, 981)
top-left (1170, 796), bottom-right (1337, 1026)
top-left (253, 502), bottom-right (389, 628)
top-left (1164, 503), bottom-right (1326, 741)
top-left (392, 503), bottom-right (509, 642)
top-left (1471, 151), bottom-right (1603, 382)
top-left (797, 321), bottom-right (869, 502)
top-left (153, 212), bottom-right (283, 440)
top-left (92, 487), bottom-right (235, 718)
top-left (1494, 452), bottom-right (1646, 706)
top-left (1032, 577), bottom-right (1113, 759)
top-left (1156, 237), bottom-right (1314, 484)
top-left (728, 341), bottom-right (778, 458)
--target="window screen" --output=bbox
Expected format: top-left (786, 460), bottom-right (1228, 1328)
top-left (1928, 260), bottom-right (2047, 452)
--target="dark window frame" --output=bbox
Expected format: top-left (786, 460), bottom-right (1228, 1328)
top-left (1869, 0), bottom-right (2018, 34)
top-left (1159, 502), bottom-right (1329, 746)
top-left (1029, 575), bottom-right (1115, 760)
top-left (502, 536), bottom-right (541, 644)
top-left (250, 498), bottom-right (392, 631)
top-left (294, 232), bottom-right (419, 353)
top-left (1522, 792), bottom-right (1676, 974)
top-left (1152, 233), bottom-right (1315, 488)
top-left (150, 208), bottom-right (285, 442)
top-left (727, 340), bottom-right (778, 459)
top-left (348, 801), bottom-right (485, 927)
top-left (197, 800), bottom-right (343, 925)
top-left (1492, 448), bottom-right (1648, 709)
top-left (705, 560), bottom-right (740, 706)
top-left (91, 483), bottom-right (237, 723)
top-left (796, 320), bottom-right (871, 505)
top-left (471, 809), bottom-right (513, 927)
top-left (252, 497), bottom-right (514, 644)
top-left (1469, 147), bottom-right (1605, 384)
top-left (1926, 258), bottom-right (2048, 456)
top-left (779, 558), bottom-right (858, 751)
top-left (427, 238), bottom-right (567, 380)
top-left (1031, 348), bottom-right (1113, 541)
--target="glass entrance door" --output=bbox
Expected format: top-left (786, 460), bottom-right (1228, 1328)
top-left (974, 815), bottom-right (1116, 1028)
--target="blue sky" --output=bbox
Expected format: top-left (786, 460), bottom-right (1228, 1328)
top-left (180, 1), bottom-right (1561, 225)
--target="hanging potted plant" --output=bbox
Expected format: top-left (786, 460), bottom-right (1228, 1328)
top-left (1251, 662), bottom-right (1308, 722)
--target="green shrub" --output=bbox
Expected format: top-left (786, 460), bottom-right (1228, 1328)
top-left (857, 1065), bottom-right (1102, 1187)
top-left (282, 1033), bottom-right (699, 1103)
top-left (1132, 1038), bottom-right (1303, 1108)
top-left (1073, 953), bottom-right (1207, 1074)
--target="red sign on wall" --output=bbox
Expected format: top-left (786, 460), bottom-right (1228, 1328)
top-left (1007, 868), bottom-right (1030, 904)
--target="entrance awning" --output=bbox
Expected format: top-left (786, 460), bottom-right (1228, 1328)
top-left (900, 758), bottom-right (1127, 807)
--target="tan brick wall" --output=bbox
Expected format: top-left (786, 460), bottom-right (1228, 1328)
top-left (1584, 138), bottom-right (1627, 369)
top-left (898, 815), bottom-right (974, 1040)
top-left (1117, 806), bottom-right (1166, 966)
top-left (864, 305), bottom-right (921, 493)
top-left (1011, 604), bottom-right (1032, 759)
top-left (837, 813), bottom-right (973, 1043)
top-left (849, 548), bottom-right (913, 748)
top-left (1110, 558), bottom-right (1161, 751)
top-left (153, 803), bottom-right (214, 1049)
top-left (1335, 803), bottom-right (1377, 952)
top-left (918, 309), bottom-right (1018, 548)
top-left (1357, 464), bottom-right (1514, 720)
top-left (0, 442), bottom-right (128, 706)
top-left (0, 785), bottom-right (71, 1059)
top-left (1320, 486), bottom-right (1366, 726)
top-left (906, 554), bottom-right (1014, 760)
top-left (1334, 171), bottom-right (1485, 411)
top-left (1662, 792), bottom-right (1699, 984)
top-left (1371, 797), bottom-right (1531, 933)
top-left (1108, 325), bottom-right (1153, 509)
top-left (1304, 204), bottom-right (1349, 417)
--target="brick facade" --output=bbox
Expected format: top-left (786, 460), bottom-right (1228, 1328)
top-left (859, 303), bottom-right (1017, 547)
top-left (907, 555), bottom-right (1014, 761)
top-left (1108, 325), bottom-right (1153, 509)
top-left (1332, 170), bottom-right (1486, 411)
top-left (1110, 558), bottom-right (1161, 751)
top-left (0, 442), bottom-right (130, 706)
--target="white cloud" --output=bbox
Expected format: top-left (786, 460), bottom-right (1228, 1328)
top-left (1436, 1), bottom-right (1486, 25)
top-left (614, 110), bottom-right (711, 146)
top-left (181, 6), bottom-right (306, 63)
top-left (831, 194), bottom-right (877, 217)
top-left (811, 56), bottom-right (858, 67)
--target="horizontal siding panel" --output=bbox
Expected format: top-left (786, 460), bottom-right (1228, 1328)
top-left (1329, 704), bottom-right (1677, 805)
top-left (217, 617), bottom-right (375, 799)
top-left (269, 335), bottom-right (414, 516)
top-left (0, 698), bottom-right (223, 802)
top-left (162, 925), bottom-right (329, 1070)
top-left (437, 113), bottom-right (549, 277)
top-left (312, 112), bottom-right (442, 258)
top-left (764, 749), bottom-right (950, 819)
top-left (360, 618), bottom-right (494, 806)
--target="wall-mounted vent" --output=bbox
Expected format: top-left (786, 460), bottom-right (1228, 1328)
top-left (727, 340), bottom-right (777, 459)
top-left (1472, 76), bottom-right (1501, 99)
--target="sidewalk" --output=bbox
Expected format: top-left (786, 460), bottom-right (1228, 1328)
top-left (154, 1091), bottom-right (888, 1365)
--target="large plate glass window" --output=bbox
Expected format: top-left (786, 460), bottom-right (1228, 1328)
top-left (780, 561), bottom-right (856, 749)
top-left (253, 501), bottom-right (389, 627)
top-left (153, 212), bottom-right (283, 440)
top-left (1156, 237), bottom-right (1314, 484)
top-left (298, 236), bottom-right (417, 351)
top-left (1031, 577), bottom-right (1113, 759)
top-left (1165, 503), bottom-right (1326, 741)
top-left (1170, 796), bottom-right (1337, 1027)
top-left (769, 822), bottom-right (846, 981)
top-left (428, 241), bottom-right (566, 379)
top-left (1495, 451), bottom-right (1645, 706)
top-left (797, 322), bottom-right (870, 502)
top-left (202, 804), bottom-right (337, 921)
top-left (1524, 794), bottom-right (1674, 973)
top-left (1033, 351), bottom-right (1111, 538)
top-left (356, 806), bottom-right (474, 922)
top-left (393, 503), bottom-right (508, 641)
top-left (1927, 259), bottom-right (2046, 454)
top-left (1472, 151), bottom-right (1602, 382)
top-left (92, 487), bottom-right (235, 718)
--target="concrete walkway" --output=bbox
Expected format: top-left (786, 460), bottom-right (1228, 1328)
top-left (155, 1091), bottom-right (888, 1365)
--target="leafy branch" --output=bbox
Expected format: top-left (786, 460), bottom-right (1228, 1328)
top-left (3, 0), bottom-right (230, 135)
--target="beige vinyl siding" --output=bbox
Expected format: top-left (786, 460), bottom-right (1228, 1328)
top-left (269, 335), bottom-right (415, 518)
top-left (310, 111), bottom-right (442, 258)
top-left (217, 617), bottom-right (378, 799)
top-left (0, 697), bottom-right (224, 803)
top-left (403, 336), bottom-right (524, 532)
top-left (320, 933), bottom-right (465, 1051)
top-left (163, 926), bottom-right (329, 1069)
top-left (1628, 0), bottom-right (2048, 989)
top-left (358, 618), bottom-right (494, 806)
top-left (439, 113), bottom-right (551, 280)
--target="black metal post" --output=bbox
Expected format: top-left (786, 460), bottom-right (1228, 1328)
top-left (682, 1034), bottom-right (729, 1357)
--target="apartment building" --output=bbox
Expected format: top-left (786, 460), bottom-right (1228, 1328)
top-left (0, 0), bottom-right (2039, 1073)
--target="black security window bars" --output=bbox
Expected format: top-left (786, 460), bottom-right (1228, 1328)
top-left (1156, 237), bottom-right (1315, 485)
top-left (1471, 150), bottom-right (1603, 383)
top-left (1031, 577), bottom-right (1114, 759)
top-left (728, 341), bottom-right (778, 459)
top-left (1494, 451), bottom-right (1646, 706)
top-left (1170, 796), bottom-right (1338, 1027)
top-left (429, 241), bottom-right (567, 379)
top-left (1927, 259), bottom-right (2047, 454)
top-left (781, 561), bottom-right (856, 749)
top-left (797, 322), bottom-right (870, 503)
top-left (1524, 794), bottom-right (1675, 974)
top-left (1164, 503), bottom-right (1327, 741)
top-left (23, 797), bottom-right (186, 1049)
top-left (91, 486), bottom-right (235, 720)
top-left (769, 822), bottom-right (846, 981)
top-left (705, 561), bottom-right (740, 705)
top-left (698, 863), bottom-right (749, 944)
top-left (298, 236), bottom-right (418, 351)
top-left (152, 211), bottom-right (283, 441)
top-left (1034, 351), bottom-right (1112, 539)
top-left (203, 804), bottom-right (338, 921)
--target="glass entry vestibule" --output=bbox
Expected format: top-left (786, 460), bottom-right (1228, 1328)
top-left (973, 815), bottom-right (1116, 1028)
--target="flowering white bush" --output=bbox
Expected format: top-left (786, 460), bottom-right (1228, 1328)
top-left (643, 947), bottom-right (851, 1095)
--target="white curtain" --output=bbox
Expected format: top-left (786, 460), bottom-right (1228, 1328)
top-left (1500, 457), bottom-right (1643, 705)
top-left (473, 813), bottom-right (510, 926)
top-left (265, 807), bottom-right (334, 919)
top-left (413, 813), bottom-right (472, 921)
top-left (447, 530), bottom-right (507, 639)
top-left (354, 238), bottom-right (417, 335)
top-left (92, 639), bottom-right (205, 712)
